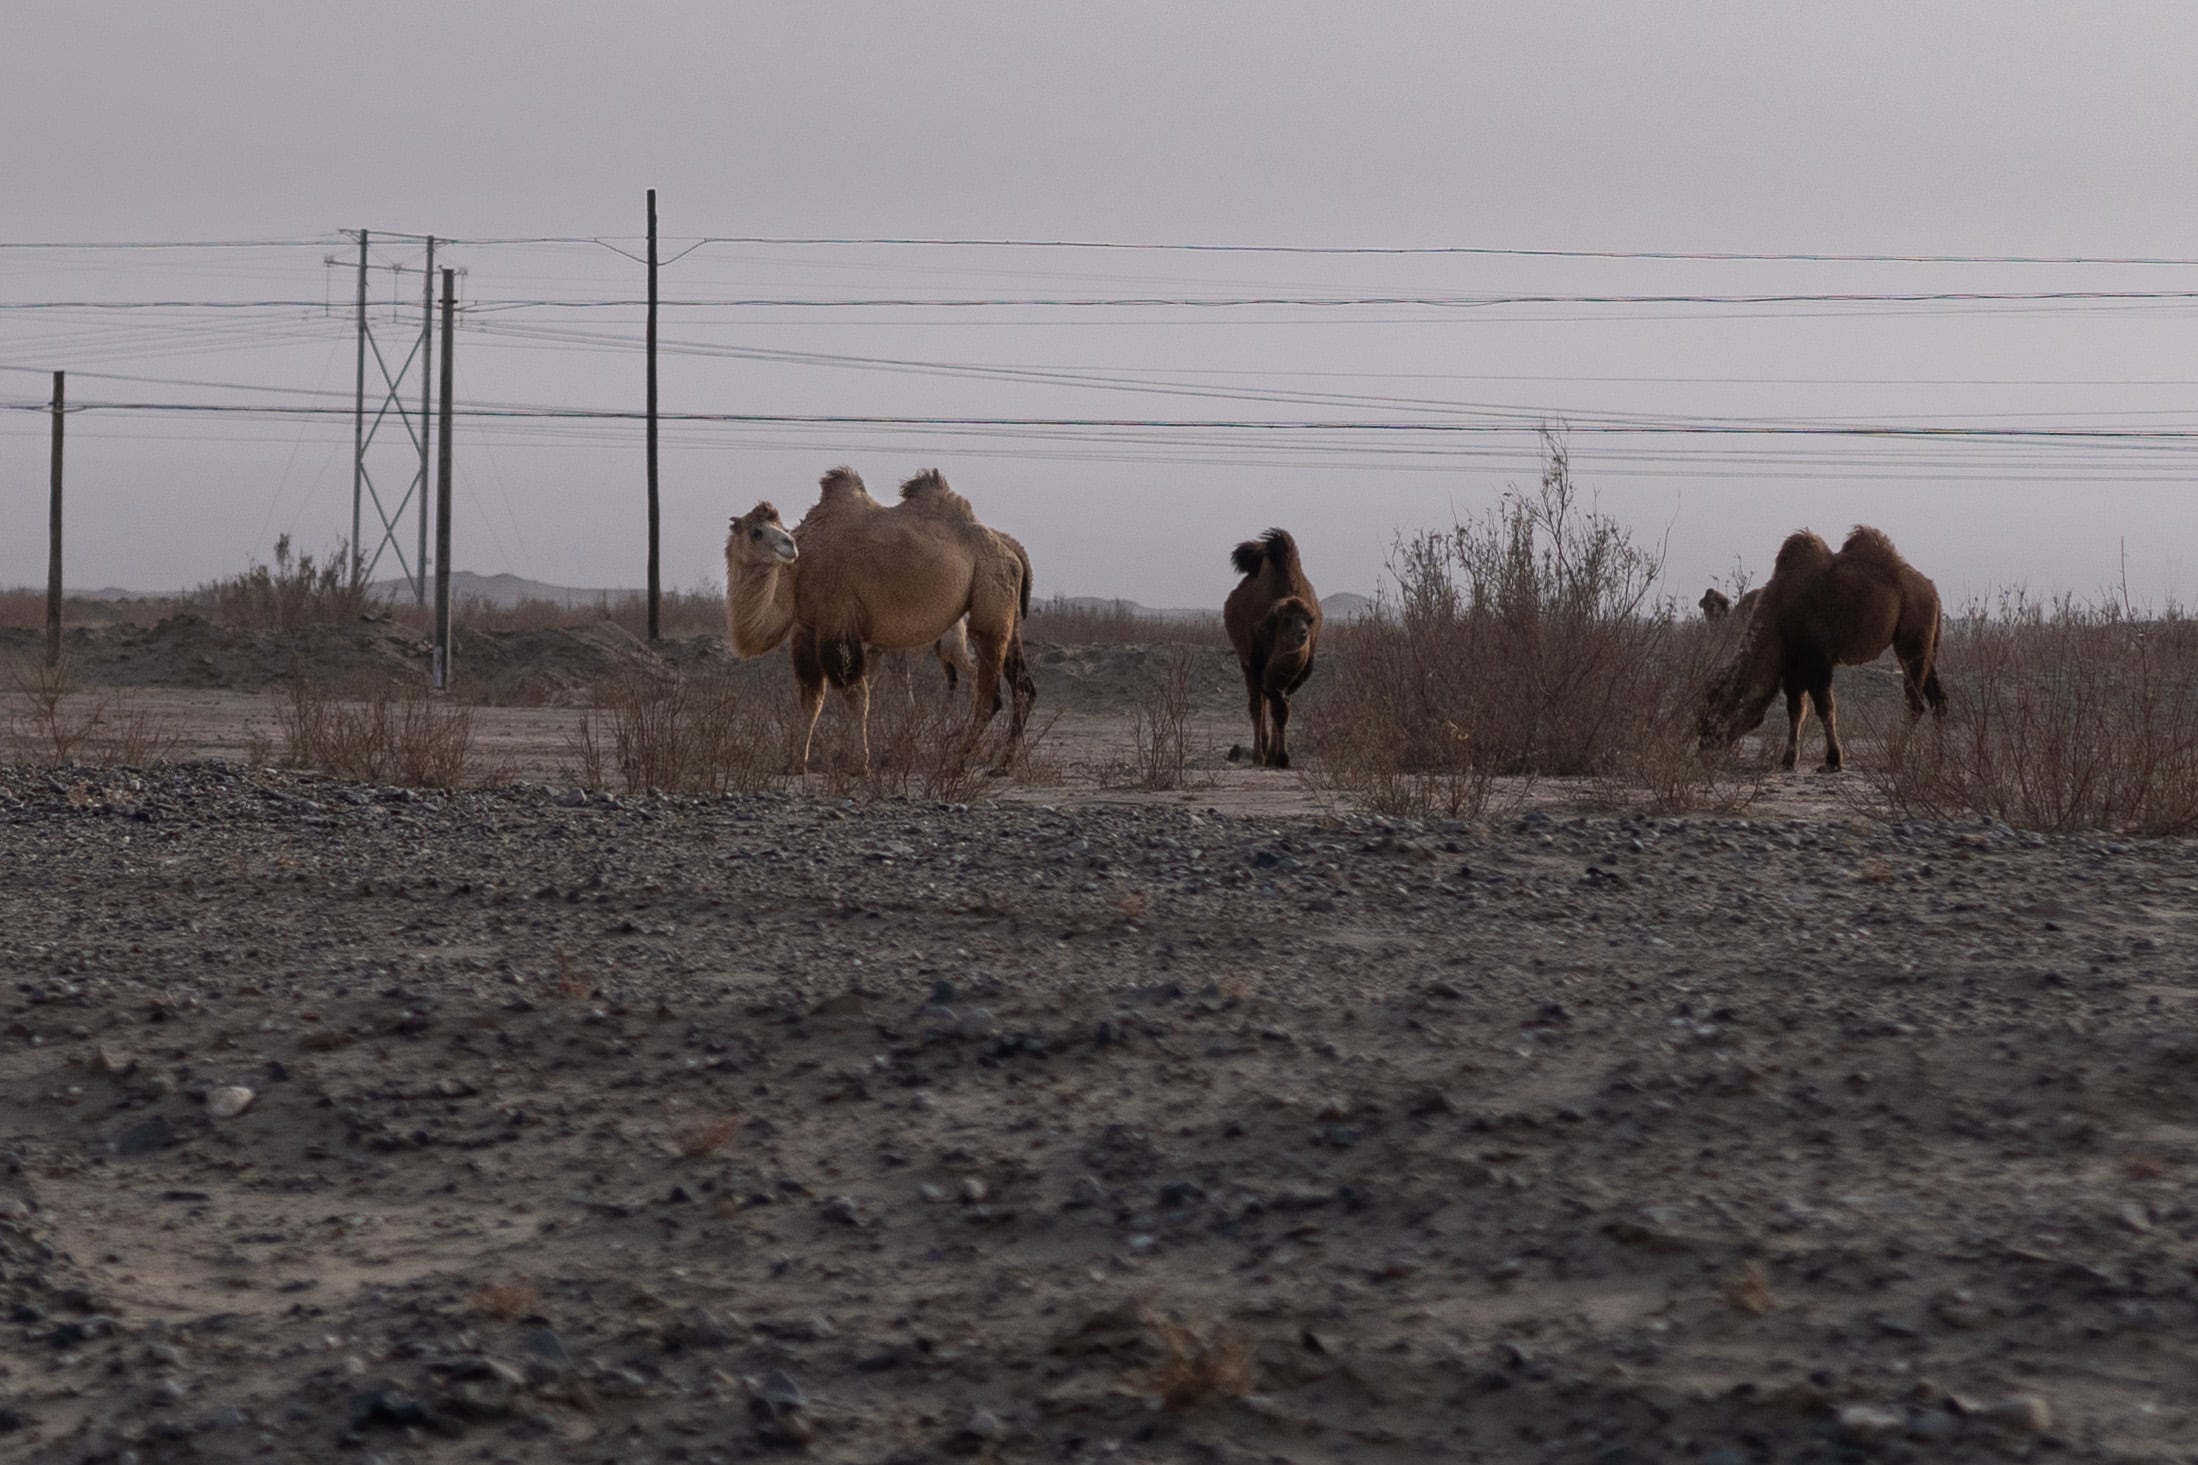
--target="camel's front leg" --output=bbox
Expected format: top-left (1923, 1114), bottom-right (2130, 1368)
top-left (1780, 686), bottom-right (1805, 771)
top-left (1265, 687), bottom-right (1293, 769)
top-left (842, 677), bottom-right (873, 775)
top-left (1812, 681), bottom-right (1842, 772)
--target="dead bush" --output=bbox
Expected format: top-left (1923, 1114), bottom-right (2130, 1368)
top-left (193, 536), bottom-right (377, 631)
top-left (1863, 592), bottom-right (2198, 834)
top-left (1127, 1309), bottom-right (1258, 1409)
top-left (1123, 646), bottom-right (1197, 791)
top-left (467, 1281), bottom-right (542, 1321)
top-left (278, 667), bottom-right (476, 787)
top-left (823, 658), bottom-right (997, 802)
top-left (5, 656), bottom-right (180, 767)
top-left (1312, 431), bottom-right (1739, 815)
top-left (567, 671), bottom-right (783, 795)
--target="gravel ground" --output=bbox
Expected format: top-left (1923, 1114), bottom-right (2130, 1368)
top-left (2, 764), bottom-right (2195, 1463)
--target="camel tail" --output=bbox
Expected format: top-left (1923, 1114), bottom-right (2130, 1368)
top-left (1233, 528), bottom-right (1298, 578)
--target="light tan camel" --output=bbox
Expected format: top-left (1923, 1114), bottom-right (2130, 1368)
top-left (1698, 526), bottom-right (1946, 771)
top-left (1223, 528), bottom-right (1321, 769)
top-left (724, 468), bottom-right (1033, 772)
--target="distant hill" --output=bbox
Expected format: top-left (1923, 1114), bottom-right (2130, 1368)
top-left (366, 571), bottom-right (631, 608)
top-left (1041, 591), bottom-right (1374, 622)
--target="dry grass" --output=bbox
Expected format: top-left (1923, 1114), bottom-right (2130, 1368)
top-left (673, 1116), bottom-right (745, 1159)
top-left (553, 946), bottom-right (594, 1001)
top-left (277, 667), bottom-right (477, 787)
top-left (822, 665), bottom-right (999, 803)
top-left (467, 1281), bottom-right (542, 1321)
top-left (1125, 1308), bottom-right (1258, 1409)
top-left (1862, 592), bottom-right (2198, 834)
top-left (566, 671), bottom-right (783, 795)
top-left (4, 656), bottom-right (180, 767)
top-left (1717, 1261), bottom-right (1778, 1316)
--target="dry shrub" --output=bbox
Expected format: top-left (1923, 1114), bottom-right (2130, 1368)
top-left (1866, 592), bottom-right (2198, 834)
top-left (1717, 1261), bottom-right (1777, 1316)
top-left (278, 667), bottom-right (475, 787)
top-left (1127, 1309), bottom-right (1258, 1409)
top-left (1121, 646), bottom-right (1197, 790)
top-left (193, 535), bottom-right (376, 631)
top-left (673, 1116), bottom-right (744, 1159)
top-left (567, 671), bottom-right (783, 795)
top-left (1025, 597), bottom-right (1227, 647)
top-left (468, 1281), bottom-right (542, 1321)
top-left (5, 657), bottom-right (180, 767)
top-left (823, 659), bottom-right (999, 802)
top-left (553, 946), bottom-right (594, 1001)
top-left (1312, 432), bottom-right (1745, 815)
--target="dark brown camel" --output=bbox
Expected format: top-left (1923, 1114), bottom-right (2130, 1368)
top-left (1698, 526), bottom-right (1946, 771)
top-left (1224, 528), bottom-right (1322, 769)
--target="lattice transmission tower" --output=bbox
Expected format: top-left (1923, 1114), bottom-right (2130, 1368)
top-left (333, 230), bottom-right (455, 601)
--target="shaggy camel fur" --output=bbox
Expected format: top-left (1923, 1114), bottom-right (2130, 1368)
top-left (1224, 528), bottom-right (1321, 769)
top-left (1698, 526), bottom-right (1946, 771)
top-left (724, 468), bottom-right (1033, 772)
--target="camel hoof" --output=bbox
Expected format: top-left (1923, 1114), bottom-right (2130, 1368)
top-left (1270, 752), bottom-right (1291, 770)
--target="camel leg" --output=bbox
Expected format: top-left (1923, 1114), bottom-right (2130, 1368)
top-left (1812, 679), bottom-right (1842, 771)
top-left (965, 628), bottom-right (1009, 771)
top-left (1780, 685), bottom-right (1805, 771)
top-left (1243, 670), bottom-right (1268, 766)
top-left (790, 631), bottom-right (828, 776)
top-left (843, 676), bottom-right (873, 775)
top-left (1266, 688), bottom-right (1292, 770)
top-left (995, 631), bottom-right (1035, 771)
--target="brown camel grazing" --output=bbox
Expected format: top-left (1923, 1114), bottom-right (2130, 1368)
top-left (1701, 586), bottom-right (1764, 624)
top-left (1223, 528), bottom-right (1321, 769)
top-left (1698, 526), bottom-right (1946, 771)
top-left (724, 468), bottom-right (1034, 773)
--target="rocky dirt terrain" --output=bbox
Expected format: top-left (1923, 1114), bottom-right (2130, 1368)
top-left (1, 761), bottom-right (2194, 1464)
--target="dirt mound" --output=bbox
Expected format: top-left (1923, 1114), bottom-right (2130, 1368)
top-left (1025, 640), bottom-right (1242, 714)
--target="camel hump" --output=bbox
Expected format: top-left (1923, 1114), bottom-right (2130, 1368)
top-left (897, 468), bottom-right (975, 518)
top-left (1772, 530), bottom-right (1832, 576)
top-left (819, 465), bottom-right (866, 497)
top-left (1839, 525), bottom-right (1903, 564)
top-left (1232, 527), bottom-right (1298, 578)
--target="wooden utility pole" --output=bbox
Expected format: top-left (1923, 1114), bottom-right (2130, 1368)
top-left (45, 372), bottom-right (63, 669)
top-left (646, 187), bottom-right (661, 641)
top-left (418, 235), bottom-right (436, 606)
top-left (432, 268), bottom-right (455, 690)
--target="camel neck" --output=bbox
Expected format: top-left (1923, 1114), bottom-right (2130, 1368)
top-left (726, 560), bottom-right (797, 655)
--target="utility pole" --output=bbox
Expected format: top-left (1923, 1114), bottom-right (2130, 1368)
top-left (417, 235), bottom-right (436, 606)
top-left (351, 230), bottom-right (368, 586)
top-left (46, 372), bottom-right (63, 669)
top-left (433, 268), bottom-right (455, 690)
top-left (646, 188), bottom-right (661, 641)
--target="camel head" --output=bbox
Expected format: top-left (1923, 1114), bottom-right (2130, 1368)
top-left (1266, 597), bottom-right (1318, 657)
top-left (1699, 588), bottom-right (1731, 621)
top-left (726, 502), bottom-right (798, 572)
top-left (1697, 662), bottom-right (1779, 751)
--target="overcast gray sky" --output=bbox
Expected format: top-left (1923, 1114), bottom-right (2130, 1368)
top-left (7, 3), bottom-right (2198, 609)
